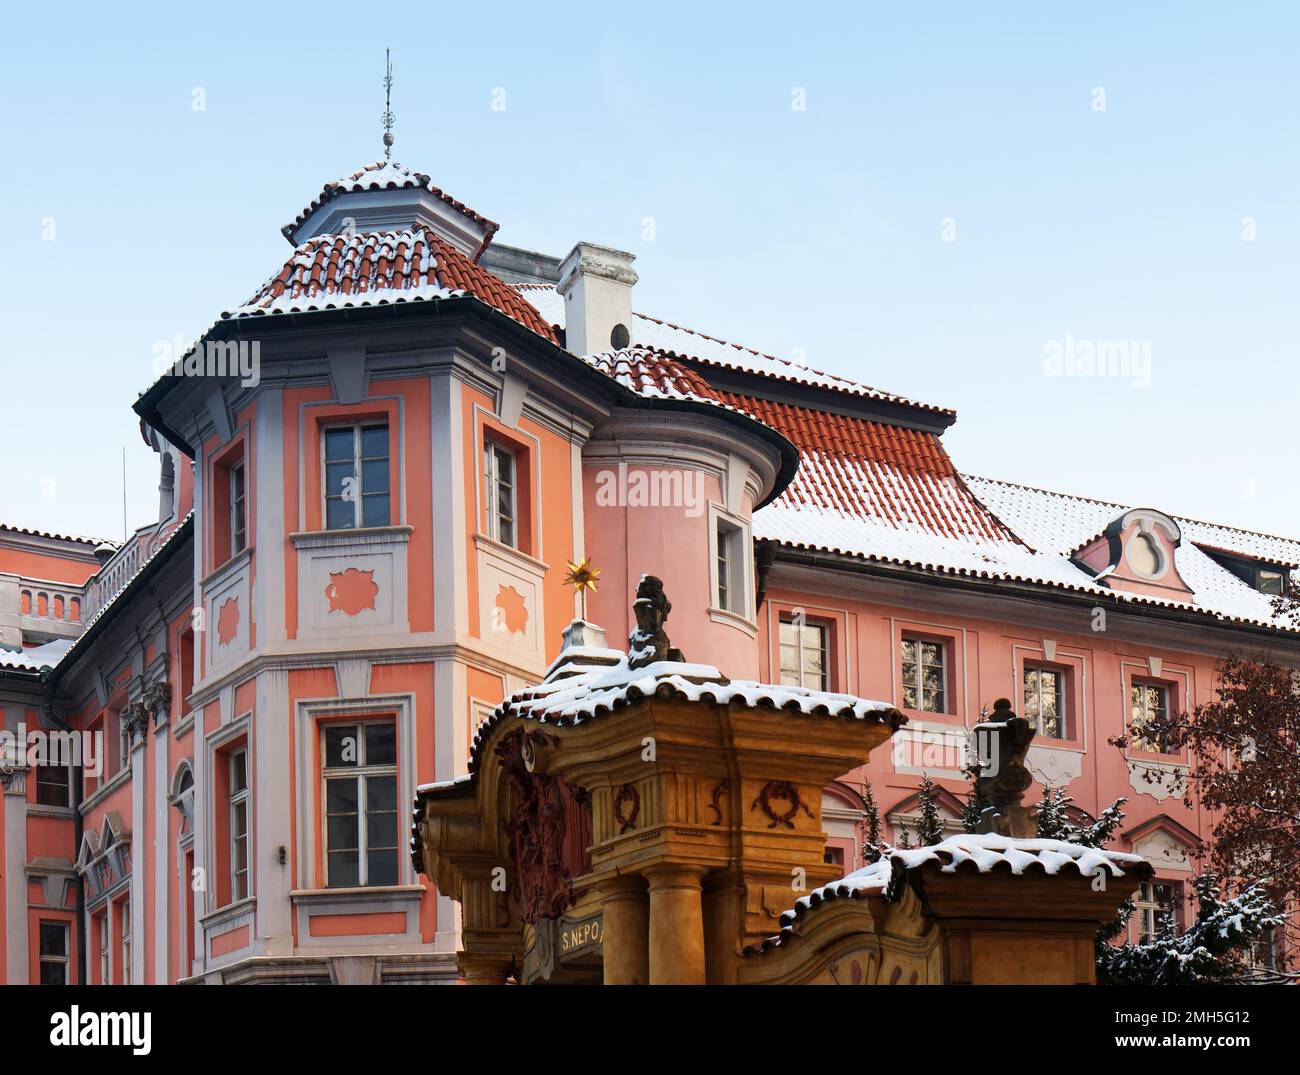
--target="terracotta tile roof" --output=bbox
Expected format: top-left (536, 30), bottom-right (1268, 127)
top-left (234, 229), bottom-right (560, 343)
top-left (0, 524), bottom-right (115, 548)
top-left (716, 393), bottom-right (1014, 544)
top-left (282, 161), bottom-right (500, 250)
top-left (517, 285), bottom-right (953, 417)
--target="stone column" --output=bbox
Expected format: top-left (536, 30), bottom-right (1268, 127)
top-left (601, 877), bottom-right (649, 985)
top-left (457, 952), bottom-right (514, 985)
top-left (645, 865), bottom-right (707, 985)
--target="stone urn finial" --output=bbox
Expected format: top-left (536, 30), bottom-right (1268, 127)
top-left (627, 575), bottom-right (684, 669)
top-left (973, 698), bottom-right (1036, 838)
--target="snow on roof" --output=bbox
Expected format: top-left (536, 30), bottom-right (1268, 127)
top-left (282, 161), bottom-right (500, 246)
top-left (458, 649), bottom-right (903, 778)
top-left (750, 833), bottom-right (1149, 952)
top-left (965, 475), bottom-right (1297, 632)
top-left (502, 654), bottom-right (900, 726)
top-left (517, 284), bottom-right (951, 416)
top-left (0, 638), bottom-right (74, 674)
top-left (231, 229), bottom-right (560, 342)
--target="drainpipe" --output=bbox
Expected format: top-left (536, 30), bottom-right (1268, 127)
top-left (40, 667), bottom-right (86, 986)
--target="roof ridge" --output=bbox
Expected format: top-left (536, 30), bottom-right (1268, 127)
top-left (0, 523), bottom-right (117, 547)
top-left (964, 473), bottom-right (1300, 548)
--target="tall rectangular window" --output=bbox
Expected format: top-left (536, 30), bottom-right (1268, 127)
top-left (1137, 880), bottom-right (1179, 942)
top-left (1131, 681), bottom-right (1172, 753)
top-left (779, 619), bottom-right (828, 690)
top-left (483, 440), bottom-right (516, 547)
top-left (229, 460), bottom-right (247, 555)
top-left (1023, 665), bottom-right (1065, 739)
top-left (715, 520), bottom-right (746, 614)
top-left (229, 749), bottom-right (250, 902)
top-left (36, 762), bottom-right (73, 808)
top-left (120, 898), bottom-right (131, 985)
top-left (324, 424), bottom-right (391, 530)
top-left (38, 922), bottom-right (69, 985)
top-left (901, 637), bottom-right (946, 713)
top-left (323, 721), bottom-right (399, 888)
top-left (96, 912), bottom-right (109, 985)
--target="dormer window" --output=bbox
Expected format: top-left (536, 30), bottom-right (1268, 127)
top-left (1200, 547), bottom-right (1290, 596)
top-left (1128, 532), bottom-right (1163, 578)
top-left (1072, 507), bottom-right (1193, 600)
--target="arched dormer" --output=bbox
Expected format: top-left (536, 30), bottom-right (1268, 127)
top-left (1073, 507), bottom-right (1194, 600)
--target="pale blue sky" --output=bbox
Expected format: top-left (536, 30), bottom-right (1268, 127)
top-left (2, 2), bottom-right (1296, 542)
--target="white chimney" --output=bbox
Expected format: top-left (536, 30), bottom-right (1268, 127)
top-left (556, 241), bottom-right (637, 355)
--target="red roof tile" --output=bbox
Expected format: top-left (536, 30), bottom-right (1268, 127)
top-left (712, 393), bottom-right (1014, 543)
top-left (238, 229), bottom-right (559, 343)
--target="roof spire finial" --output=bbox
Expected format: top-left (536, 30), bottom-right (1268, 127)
top-left (381, 47), bottom-right (395, 161)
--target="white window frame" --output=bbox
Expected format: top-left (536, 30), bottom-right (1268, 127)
top-left (1130, 680), bottom-right (1172, 753)
top-left (229, 458), bottom-right (247, 555)
top-left (120, 897), bottom-right (131, 985)
top-left (38, 921), bottom-right (70, 985)
top-left (1136, 879), bottom-right (1179, 943)
top-left (321, 719), bottom-right (400, 889)
top-left (779, 618), bottom-right (828, 690)
top-left (1023, 664), bottom-right (1066, 739)
top-left (97, 911), bottom-right (109, 985)
top-left (708, 504), bottom-right (753, 622)
top-left (322, 422), bottom-right (391, 531)
top-left (901, 635), bottom-right (947, 714)
top-left (229, 748), bottom-right (250, 903)
top-left (483, 439), bottom-right (517, 547)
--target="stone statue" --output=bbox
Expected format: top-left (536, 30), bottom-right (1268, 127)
top-left (971, 698), bottom-right (1036, 838)
top-left (627, 575), bottom-right (685, 669)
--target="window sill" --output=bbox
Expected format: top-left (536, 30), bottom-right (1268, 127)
top-left (290, 524), bottom-right (413, 550)
top-left (472, 532), bottom-right (549, 573)
top-left (200, 895), bottom-right (256, 930)
top-left (707, 605), bottom-right (757, 636)
top-left (200, 545), bottom-right (253, 589)
top-left (28, 804), bottom-right (76, 820)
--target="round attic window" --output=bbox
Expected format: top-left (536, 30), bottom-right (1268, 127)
top-left (1128, 532), bottom-right (1164, 578)
top-left (610, 323), bottom-right (630, 349)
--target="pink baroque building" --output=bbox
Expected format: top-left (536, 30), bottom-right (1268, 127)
top-left (0, 159), bottom-right (1295, 984)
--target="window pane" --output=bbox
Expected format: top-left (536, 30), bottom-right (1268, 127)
top-left (900, 639), bottom-right (916, 663)
top-left (326, 461), bottom-right (353, 498)
top-left (326, 778), bottom-right (358, 814)
top-left (230, 752), bottom-right (247, 795)
top-left (326, 497), bottom-right (354, 530)
top-left (367, 776), bottom-right (397, 816)
top-left (327, 814), bottom-right (359, 850)
top-left (328, 851), bottom-right (359, 888)
top-left (231, 800), bottom-right (248, 839)
top-left (366, 809), bottom-right (398, 850)
top-left (365, 724), bottom-right (397, 766)
top-left (325, 429), bottom-right (354, 462)
top-left (366, 850), bottom-right (398, 886)
top-left (361, 494), bottom-right (391, 528)
top-left (779, 622), bottom-right (798, 648)
top-left (325, 726), bottom-right (359, 768)
top-left (40, 923), bottom-right (67, 956)
top-left (361, 459), bottom-right (389, 494)
top-left (360, 426), bottom-right (389, 460)
top-left (40, 962), bottom-right (67, 986)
